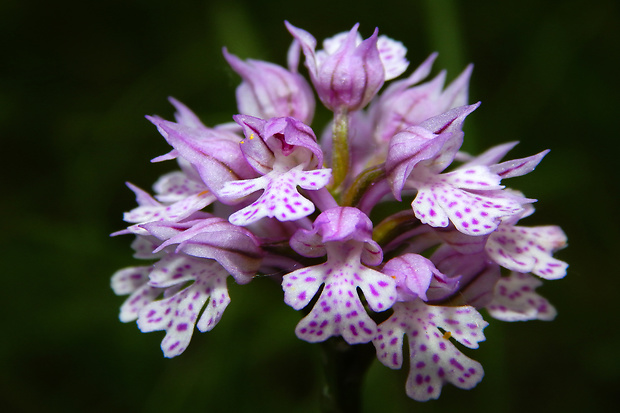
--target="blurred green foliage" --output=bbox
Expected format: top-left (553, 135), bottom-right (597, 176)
top-left (2, 0), bottom-right (619, 411)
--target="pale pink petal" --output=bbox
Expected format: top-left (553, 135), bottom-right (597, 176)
top-left (283, 262), bottom-right (395, 344)
top-left (111, 266), bottom-right (163, 322)
top-left (485, 225), bottom-right (568, 279)
top-left (374, 300), bottom-right (487, 401)
top-left (137, 260), bottom-right (230, 358)
top-left (153, 171), bottom-right (207, 203)
top-left (487, 272), bottom-right (557, 321)
top-left (377, 35), bottom-right (408, 80)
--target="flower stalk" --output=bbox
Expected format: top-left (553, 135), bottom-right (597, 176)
top-left (329, 108), bottom-right (350, 196)
top-left (340, 165), bottom-right (384, 208)
top-left (320, 338), bottom-right (376, 413)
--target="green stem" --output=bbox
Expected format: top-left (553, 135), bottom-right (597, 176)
top-left (372, 210), bottom-right (418, 247)
top-left (329, 108), bottom-right (350, 196)
top-left (320, 337), bottom-right (376, 413)
top-left (340, 165), bottom-right (385, 208)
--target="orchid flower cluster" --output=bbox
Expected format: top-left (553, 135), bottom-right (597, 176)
top-left (111, 21), bottom-right (568, 402)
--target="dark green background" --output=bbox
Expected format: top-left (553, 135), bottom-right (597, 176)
top-left (2, 0), bottom-right (618, 411)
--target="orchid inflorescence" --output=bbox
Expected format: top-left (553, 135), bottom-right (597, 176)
top-left (111, 21), bottom-right (568, 402)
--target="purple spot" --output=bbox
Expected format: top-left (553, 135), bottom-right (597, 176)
top-left (450, 358), bottom-right (465, 371)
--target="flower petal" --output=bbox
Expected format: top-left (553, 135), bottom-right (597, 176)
top-left (377, 35), bottom-right (408, 80)
top-left (485, 225), bottom-right (568, 279)
top-left (111, 266), bottom-right (163, 322)
top-left (144, 218), bottom-right (263, 284)
top-left (285, 263), bottom-right (395, 344)
top-left (487, 272), bottom-right (557, 321)
top-left (153, 171), bottom-right (207, 203)
top-left (374, 300), bottom-right (487, 401)
top-left (411, 178), bottom-right (528, 235)
top-left (489, 150), bottom-right (549, 179)
top-left (137, 260), bottom-right (230, 358)
top-left (225, 167), bottom-right (329, 226)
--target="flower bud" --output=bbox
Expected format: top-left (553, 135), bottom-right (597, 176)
top-left (286, 22), bottom-right (407, 112)
top-left (223, 48), bottom-right (315, 124)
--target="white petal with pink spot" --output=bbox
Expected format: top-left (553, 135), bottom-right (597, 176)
top-left (373, 300), bottom-right (487, 401)
top-left (409, 166), bottom-right (525, 235)
top-left (485, 225), bottom-right (568, 279)
top-left (283, 261), bottom-right (396, 344)
top-left (223, 166), bottom-right (331, 226)
top-left (487, 272), bottom-right (557, 321)
top-left (137, 258), bottom-right (231, 358)
top-left (153, 171), bottom-right (207, 203)
top-left (111, 266), bottom-right (163, 322)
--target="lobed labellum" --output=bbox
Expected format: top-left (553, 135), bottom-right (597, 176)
top-left (283, 259), bottom-right (396, 344)
top-left (373, 300), bottom-right (487, 401)
top-left (485, 224), bottom-right (568, 280)
top-left (409, 170), bottom-right (527, 236)
top-left (487, 272), bottom-right (557, 321)
top-left (137, 258), bottom-right (232, 358)
top-left (111, 266), bottom-right (164, 323)
top-left (222, 166), bottom-right (332, 226)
